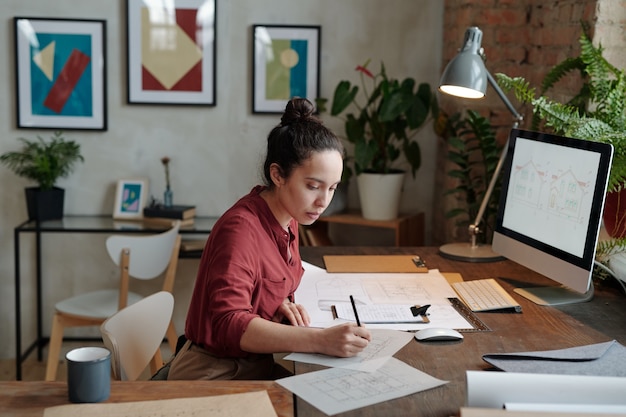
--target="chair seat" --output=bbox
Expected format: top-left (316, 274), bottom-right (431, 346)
top-left (55, 290), bottom-right (144, 319)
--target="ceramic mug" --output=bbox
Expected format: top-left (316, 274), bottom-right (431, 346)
top-left (66, 346), bottom-right (111, 403)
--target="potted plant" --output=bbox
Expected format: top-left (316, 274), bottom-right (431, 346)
top-left (496, 29), bottom-right (626, 266)
top-left (317, 60), bottom-right (436, 220)
top-left (443, 110), bottom-right (503, 244)
top-left (0, 131), bottom-right (84, 221)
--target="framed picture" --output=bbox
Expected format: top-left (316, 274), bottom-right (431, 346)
top-left (126, 0), bottom-right (216, 105)
top-left (113, 179), bottom-right (149, 220)
top-left (13, 17), bottom-right (107, 130)
top-left (252, 25), bottom-right (320, 114)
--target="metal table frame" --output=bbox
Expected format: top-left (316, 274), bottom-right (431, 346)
top-left (13, 215), bottom-right (216, 380)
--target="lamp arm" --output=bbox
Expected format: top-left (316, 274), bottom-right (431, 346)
top-left (486, 71), bottom-right (524, 126)
top-left (467, 71), bottom-right (523, 246)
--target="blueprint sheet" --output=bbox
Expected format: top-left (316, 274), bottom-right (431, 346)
top-left (277, 357), bottom-right (447, 416)
top-left (297, 261), bottom-right (472, 331)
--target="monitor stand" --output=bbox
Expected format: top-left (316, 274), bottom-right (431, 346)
top-left (514, 285), bottom-right (594, 306)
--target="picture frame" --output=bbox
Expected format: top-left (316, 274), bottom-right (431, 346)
top-left (252, 25), bottom-right (321, 114)
top-left (126, 0), bottom-right (217, 105)
top-left (13, 17), bottom-right (107, 130)
top-left (113, 179), bottom-right (149, 220)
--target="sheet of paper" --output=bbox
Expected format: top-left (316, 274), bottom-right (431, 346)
top-left (466, 370), bottom-right (626, 410)
top-left (277, 357), bottom-right (447, 416)
top-left (333, 303), bottom-right (426, 323)
top-left (43, 391), bottom-right (278, 417)
top-left (284, 328), bottom-right (414, 372)
top-left (298, 262), bottom-right (472, 331)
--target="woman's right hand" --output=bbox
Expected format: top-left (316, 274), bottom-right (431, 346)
top-left (318, 323), bottom-right (371, 357)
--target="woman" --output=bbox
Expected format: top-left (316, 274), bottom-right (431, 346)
top-left (167, 98), bottom-right (371, 380)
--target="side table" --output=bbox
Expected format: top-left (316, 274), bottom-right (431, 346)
top-left (304, 210), bottom-right (424, 246)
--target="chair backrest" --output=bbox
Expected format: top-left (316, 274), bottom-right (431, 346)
top-left (106, 222), bottom-right (181, 280)
top-left (100, 291), bottom-right (174, 381)
top-left (107, 222), bottom-right (181, 309)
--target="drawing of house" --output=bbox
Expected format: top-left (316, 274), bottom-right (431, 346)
top-left (547, 169), bottom-right (589, 221)
top-left (510, 160), bottom-right (544, 208)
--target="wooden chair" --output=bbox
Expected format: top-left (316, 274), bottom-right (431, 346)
top-left (44, 223), bottom-right (182, 381)
top-left (100, 291), bottom-right (174, 381)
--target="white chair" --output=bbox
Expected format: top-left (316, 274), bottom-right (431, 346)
top-left (45, 223), bottom-right (182, 381)
top-left (100, 291), bottom-right (174, 380)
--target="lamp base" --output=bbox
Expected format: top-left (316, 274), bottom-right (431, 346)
top-left (439, 242), bottom-right (506, 263)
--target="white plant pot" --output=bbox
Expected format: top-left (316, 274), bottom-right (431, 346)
top-left (357, 172), bottom-right (405, 220)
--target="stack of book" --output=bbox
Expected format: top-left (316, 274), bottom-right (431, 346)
top-left (143, 204), bottom-right (196, 228)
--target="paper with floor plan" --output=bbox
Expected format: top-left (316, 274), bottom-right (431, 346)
top-left (284, 328), bottom-right (414, 372)
top-left (277, 357), bottom-right (447, 416)
top-left (297, 261), bottom-right (472, 331)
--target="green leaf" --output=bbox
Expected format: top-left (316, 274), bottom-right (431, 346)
top-left (331, 81), bottom-right (358, 116)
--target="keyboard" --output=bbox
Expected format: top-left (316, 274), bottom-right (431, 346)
top-left (452, 278), bottom-right (522, 312)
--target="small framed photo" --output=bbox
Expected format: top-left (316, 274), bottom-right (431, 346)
top-left (13, 17), bottom-right (107, 130)
top-left (113, 179), bottom-right (149, 220)
top-left (126, 0), bottom-right (216, 105)
top-left (252, 25), bottom-right (321, 114)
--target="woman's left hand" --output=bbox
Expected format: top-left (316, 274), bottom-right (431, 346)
top-left (273, 298), bottom-right (310, 327)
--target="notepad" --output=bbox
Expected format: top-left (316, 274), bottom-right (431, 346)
top-left (332, 303), bottom-right (429, 324)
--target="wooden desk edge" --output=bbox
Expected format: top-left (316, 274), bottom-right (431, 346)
top-left (0, 380), bottom-right (294, 417)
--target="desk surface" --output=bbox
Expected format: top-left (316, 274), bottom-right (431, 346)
top-left (8, 246), bottom-right (625, 417)
top-left (0, 380), bottom-right (293, 417)
top-left (298, 246), bottom-right (626, 417)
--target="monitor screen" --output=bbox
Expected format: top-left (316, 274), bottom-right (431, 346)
top-left (492, 128), bottom-right (613, 305)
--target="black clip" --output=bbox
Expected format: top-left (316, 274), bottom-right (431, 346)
top-left (412, 256), bottom-right (426, 268)
top-left (410, 304), bottom-right (431, 317)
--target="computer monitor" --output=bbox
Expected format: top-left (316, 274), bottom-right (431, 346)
top-left (492, 128), bottom-right (614, 305)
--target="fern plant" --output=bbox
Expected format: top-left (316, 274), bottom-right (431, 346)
top-left (496, 31), bottom-right (626, 193)
top-left (496, 29), bottom-right (626, 263)
top-left (444, 110), bottom-right (502, 243)
top-left (0, 131), bottom-right (84, 190)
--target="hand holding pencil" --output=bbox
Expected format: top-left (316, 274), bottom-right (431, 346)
top-left (314, 296), bottom-right (370, 357)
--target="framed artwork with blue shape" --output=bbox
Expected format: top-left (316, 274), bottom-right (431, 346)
top-left (113, 179), bottom-right (149, 220)
top-left (252, 25), bottom-right (321, 114)
top-left (13, 17), bottom-right (107, 130)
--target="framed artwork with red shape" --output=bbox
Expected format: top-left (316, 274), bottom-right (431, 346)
top-left (13, 17), bottom-right (107, 130)
top-left (126, 0), bottom-right (216, 106)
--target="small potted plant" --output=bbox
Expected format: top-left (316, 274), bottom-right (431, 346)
top-left (317, 60), bottom-right (437, 220)
top-left (0, 131), bottom-right (84, 221)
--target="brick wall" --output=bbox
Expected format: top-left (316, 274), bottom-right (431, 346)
top-left (433, 0), bottom-right (600, 245)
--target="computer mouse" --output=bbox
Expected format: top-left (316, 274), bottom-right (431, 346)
top-left (414, 327), bottom-right (464, 342)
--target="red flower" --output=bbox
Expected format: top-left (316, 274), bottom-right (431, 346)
top-left (355, 65), bottom-right (374, 79)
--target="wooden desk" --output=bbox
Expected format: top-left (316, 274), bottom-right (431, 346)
top-left (298, 246), bottom-right (626, 417)
top-left (0, 380), bottom-right (293, 417)
top-left (309, 211), bottom-right (424, 246)
top-left (13, 216), bottom-right (218, 380)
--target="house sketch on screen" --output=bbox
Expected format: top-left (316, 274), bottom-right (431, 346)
top-left (510, 160), bottom-right (591, 222)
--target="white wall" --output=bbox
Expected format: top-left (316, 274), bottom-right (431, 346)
top-left (0, 0), bottom-right (444, 359)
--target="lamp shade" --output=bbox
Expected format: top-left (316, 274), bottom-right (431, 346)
top-left (439, 27), bottom-right (487, 99)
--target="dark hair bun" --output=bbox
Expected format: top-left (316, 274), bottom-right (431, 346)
top-left (281, 97), bottom-right (318, 126)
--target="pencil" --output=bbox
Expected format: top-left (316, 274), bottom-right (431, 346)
top-left (349, 295), bottom-right (361, 326)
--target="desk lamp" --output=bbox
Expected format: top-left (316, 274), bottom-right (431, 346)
top-left (438, 26), bottom-right (524, 262)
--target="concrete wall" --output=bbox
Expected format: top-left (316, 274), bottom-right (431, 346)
top-left (0, 0), bottom-right (444, 360)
